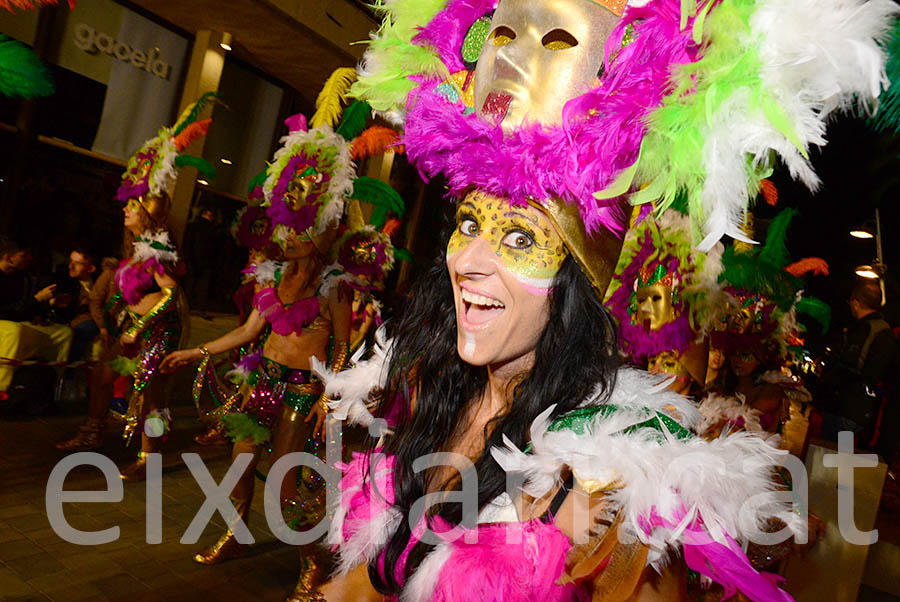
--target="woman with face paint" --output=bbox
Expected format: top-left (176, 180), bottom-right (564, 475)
top-left (312, 0), bottom-right (891, 600)
top-left (160, 118), bottom-right (353, 601)
top-left (54, 98), bottom-right (213, 479)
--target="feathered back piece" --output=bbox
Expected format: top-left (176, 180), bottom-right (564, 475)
top-left (0, 34), bottom-right (53, 98)
top-left (606, 211), bottom-right (722, 362)
top-left (310, 68), bottom-right (358, 129)
top-left (350, 0), bottom-right (897, 247)
top-left (116, 93), bottom-right (216, 202)
top-left (350, 125), bottom-right (404, 162)
top-left (714, 209), bottom-right (830, 359)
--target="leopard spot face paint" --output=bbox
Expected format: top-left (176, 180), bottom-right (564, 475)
top-left (447, 190), bottom-right (568, 296)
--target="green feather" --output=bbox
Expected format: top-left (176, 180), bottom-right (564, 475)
top-left (871, 18), bottom-right (900, 134)
top-left (221, 413), bottom-right (271, 445)
top-left (0, 34), bottom-right (53, 99)
top-left (796, 297), bottom-right (831, 334)
top-left (247, 167), bottom-right (268, 195)
top-left (348, 0), bottom-right (449, 111)
top-left (394, 248), bottom-right (413, 262)
top-left (173, 91), bottom-right (217, 136)
top-left (108, 356), bottom-right (138, 376)
top-left (758, 208), bottom-right (797, 271)
top-left (349, 176), bottom-right (405, 228)
top-left (336, 100), bottom-right (372, 140)
top-left (175, 155), bottom-right (216, 179)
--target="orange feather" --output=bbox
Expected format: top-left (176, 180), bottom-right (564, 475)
top-left (172, 119), bottom-right (211, 151)
top-left (786, 257), bottom-right (829, 277)
top-left (351, 126), bottom-right (404, 162)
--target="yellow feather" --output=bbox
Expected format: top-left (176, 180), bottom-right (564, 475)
top-left (310, 68), bottom-right (358, 129)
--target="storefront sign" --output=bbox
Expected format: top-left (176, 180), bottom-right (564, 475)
top-left (73, 23), bottom-right (171, 80)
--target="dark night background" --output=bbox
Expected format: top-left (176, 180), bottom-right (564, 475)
top-left (763, 115), bottom-right (900, 353)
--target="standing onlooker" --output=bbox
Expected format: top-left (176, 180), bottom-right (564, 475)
top-left (184, 207), bottom-right (219, 314)
top-left (820, 280), bottom-right (897, 443)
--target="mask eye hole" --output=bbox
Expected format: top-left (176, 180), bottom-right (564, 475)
top-left (490, 25), bottom-right (516, 46)
top-left (541, 29), bottom-right (578, 50)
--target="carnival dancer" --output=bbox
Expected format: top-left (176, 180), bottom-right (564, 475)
top-left (322, 196), bottom-right (402, 352)
top-left (605, 212), bottom-right (722, 396)
top-left (304, 0), bottom-right (896, 600)
top-left (706, 209), bottom-right (829, 439)
top-left (54, 96), bottom-right (215, 474)
top-left (190, 188), bottom-right (282, 447)
top-left (160, 115), bottom-right (354, 602)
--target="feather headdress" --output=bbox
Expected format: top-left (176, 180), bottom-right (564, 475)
top-left (713, 209), bottom-right (830, 360)
top-left (606, 211), bottom-right (723, 363)
top-left (351, 0), bottom-right (896, 250)
top-left (116, 93), bottom-right (217, 202)
top-left (261, 115), bottom-right (355, 241)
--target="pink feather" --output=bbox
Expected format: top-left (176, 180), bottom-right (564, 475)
top-left (403, 0), bottom-right (698, 236)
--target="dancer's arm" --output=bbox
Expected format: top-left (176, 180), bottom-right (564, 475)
top-left (120, 270), bottom-right (180, 344)
top-left (307, 285), bottom-right (352, 439)
top-left (160, 308), bottom-right (266, 372)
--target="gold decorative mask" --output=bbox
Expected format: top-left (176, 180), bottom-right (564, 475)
top-left (473, 0), bottom-right (620, 130)
top-left (285, 171), bottom-right (319, 211)
top-left (635, 283), bottom-right (676, 331)
top-left (648, 350), bottom-right (692, 395)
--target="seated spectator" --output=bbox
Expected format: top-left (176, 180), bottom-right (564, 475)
top-left (61, 248), bottom-right (99, 361)
top-left (0, 237), bottom-right (73, 394)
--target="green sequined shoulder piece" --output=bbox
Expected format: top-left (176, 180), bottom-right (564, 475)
top-left (547, 404), bottom-right (694, 441)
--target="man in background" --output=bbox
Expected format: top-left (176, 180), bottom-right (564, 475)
top-left (820, 280), bottom-right (897, 445)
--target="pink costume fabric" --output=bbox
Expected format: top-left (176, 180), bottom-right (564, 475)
top-left (252, 287), bottom-right (320, 336)
top-left (116, 257), bottom-right (165, 305)
top-left (335, 451), bottom-right (580, 602)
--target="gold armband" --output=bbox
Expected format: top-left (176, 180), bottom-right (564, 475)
top-left (124, 286), bottom-right (175, 340)
top-left (330, 341), bottom-right (350, 374)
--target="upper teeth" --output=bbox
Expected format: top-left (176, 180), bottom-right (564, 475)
top-left (461, 289), bottom-right (505, 308)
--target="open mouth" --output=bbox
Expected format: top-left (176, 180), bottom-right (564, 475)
top-left (482, 91), bottom-right (512, 122)
top-left (461, 288), bottom-right (505, 327)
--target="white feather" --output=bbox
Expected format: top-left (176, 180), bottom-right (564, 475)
top-left (132, 229), bottom-right (179, 265)
top-left (312, 328), bottom-right (393, 426)
top-left (492, 367), bottom-right (797, 571)
top-left (249, 260), bottom-right (284, 287)
top-left (262, 123), bottom-right (355, 234)
top-left (400, 542), bottom-right (453, 602)
top-left (697, 393), bottom-right (764, 436)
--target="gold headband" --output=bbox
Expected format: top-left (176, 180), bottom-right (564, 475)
top-left (541, 197), bottom-right (624, 298)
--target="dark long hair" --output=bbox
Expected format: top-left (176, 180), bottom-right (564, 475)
top-left (368, 227), bottom-right (620, 594)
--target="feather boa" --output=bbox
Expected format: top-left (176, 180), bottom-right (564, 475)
top-left (491, 368), bottom-right (800, 570)
top-left (115, 230), bottom-right (178, 305)
top-left (697, 393), bottom-right (764, 436)
top-left (327, 449), bottom-right (403, 576)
